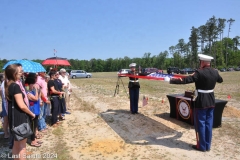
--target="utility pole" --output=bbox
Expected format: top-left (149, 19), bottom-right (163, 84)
top-left (226, 18), bottom-right (235, 67)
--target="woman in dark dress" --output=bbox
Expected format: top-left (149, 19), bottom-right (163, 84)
top-left (4, 64), bottom-right (35, 159)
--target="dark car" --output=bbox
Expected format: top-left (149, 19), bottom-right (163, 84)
top-left (234, 67), bottom-right (240, 71)
top-left (219, 68), bottom-right (226, 72)
top-left (167, 67), bottom-right (180, 74)
top-left (227, 67), bottom-right (234, 71)
top-left (140, 68), bottom-right (162, 75)
top-left (180, 68), bottom-right (196, 74)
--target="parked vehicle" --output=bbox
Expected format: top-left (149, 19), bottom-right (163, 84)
top-left (219, 68), bottom-right (226, 72)
top-left (234, 67), bottom-right (240, 71)
top-left (117, 69), bottom-right (130, 77)
top-left (227, 67), bottom-right (235, 71)
top-left (70, 70), bottom-right (92, 78)
top-left (180, 68), bottom-right (196, 74)
top-left (140, 68), bottom-right (161, 75)
top-left (167, 67), bottom-right (180, 74)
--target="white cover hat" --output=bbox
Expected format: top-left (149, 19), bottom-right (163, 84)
top-left (60, 68), bottom-right (66, 72)
top-left (129, 63), bottom-right (136, 67)
top-left (198, 54), bottom-right (214, 62)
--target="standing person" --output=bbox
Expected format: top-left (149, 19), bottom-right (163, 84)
top-left (67, 81), bottom-right (72, 111)
top-left (25, 73), bottom-right (41, 147)
top-left (58, 68), bottom-right (71, 112)
top-left (0, 75), bottom-right (9, 139)
top-left (47, 67), bottom-right (53, 75)
top-left (4, 64), bottom-right (35, 159)
top-left (15, 64), bottom-right (29, 108)
top-left (54, 72), bottom-right (66, 120)
top-left (44, 75), bottom-right (51, 117)
top-left (128, 63), bottom-right (140, 114)
top-left (47, 70), bottom-right (64, 127)
top-left (170, 54), bottom-right (223, 152)
top-left (36, 72), bottom-right (50, 132)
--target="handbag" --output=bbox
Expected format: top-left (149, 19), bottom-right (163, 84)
top-left (11, 83), bottom-right (33, 141)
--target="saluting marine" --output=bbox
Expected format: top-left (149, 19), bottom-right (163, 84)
top-left (128, 63), bottom-right (140, 114)
top-left (170, 54), bottom-right (223, 152)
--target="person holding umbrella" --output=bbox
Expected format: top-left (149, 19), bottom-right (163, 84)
top-left (25, 73), bottom-right (42, 147)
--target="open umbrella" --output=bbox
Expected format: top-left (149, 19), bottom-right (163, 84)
top-left (31, 62), bottom-right (46, 72)
top-left (42, 57), bottom-right (71, 66)
top-left (3, 60), bottom-right (46, 73)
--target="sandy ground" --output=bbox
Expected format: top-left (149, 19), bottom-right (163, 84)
top-left (1, 82), bottom-right (240, 160)
top-left (53, 84), bottom-right (240, 160)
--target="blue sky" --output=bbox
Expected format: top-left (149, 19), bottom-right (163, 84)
top-left (0, 0), bottom-right (239, 60)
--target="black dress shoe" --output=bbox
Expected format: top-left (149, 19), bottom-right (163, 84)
top-left (192, 145), bottom-right (206, 152)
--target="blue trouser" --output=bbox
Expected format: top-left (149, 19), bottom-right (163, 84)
top-left (194, 107), bottom-right (214, 151)
top-left (38, 105), bottom-right (47, 131)
top-left (59, 97), bottom-right (66, 114)
top-left (42, 102), bottom-right (48, 120)
top-left (129, 88), bottom-right (139, 113)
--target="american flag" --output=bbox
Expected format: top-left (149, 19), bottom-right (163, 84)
top-left (54, 49), bottom-right (57, 53)
top-left (142, 95), bottom-right (148, 107)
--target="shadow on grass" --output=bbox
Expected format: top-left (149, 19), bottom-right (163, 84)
top-left (100, 109), bottom-right (192, 151)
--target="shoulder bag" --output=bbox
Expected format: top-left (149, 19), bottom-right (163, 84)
top-left (11, 83), bottom-right (33, 141)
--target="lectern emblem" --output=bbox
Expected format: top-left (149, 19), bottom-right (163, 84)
top-left (177, 99), bottom-right (190, 119)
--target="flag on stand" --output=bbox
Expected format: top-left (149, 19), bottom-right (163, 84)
top-left (227, 95), bottom-right (231, 100)
top-left (142, 95), bottom-right (148, 107)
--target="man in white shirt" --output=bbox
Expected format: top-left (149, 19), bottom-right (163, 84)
top-left (59, 68), bottom-right (71, 111)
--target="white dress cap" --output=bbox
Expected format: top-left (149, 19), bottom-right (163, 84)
top-left (129, 63), bottom-right (136, 67)
top-left (60, 68), bottom-right (66, 72)
top-left (198, 54), bottom-right (214, 62)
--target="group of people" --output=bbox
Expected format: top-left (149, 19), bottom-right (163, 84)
top-left (0, 64), bottom-right (72, 159)
top-left (128, 54), bottom-right (223, 152)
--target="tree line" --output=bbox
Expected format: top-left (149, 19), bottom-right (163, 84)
top-left (0, 16), bottom-right (239, 73)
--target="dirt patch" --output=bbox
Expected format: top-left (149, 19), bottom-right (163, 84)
top-left (223, 105), bottom-right (240, 118)
top-left (80, 139), bottom-right (125, 155)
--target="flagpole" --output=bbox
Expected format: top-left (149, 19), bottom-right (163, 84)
top-left (54, 49), bottom-right (58, 69)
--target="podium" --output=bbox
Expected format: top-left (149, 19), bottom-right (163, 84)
top-left (166, 94), bottom-right (228, 128)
